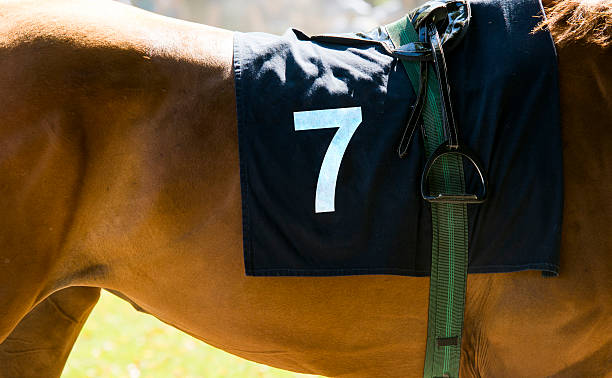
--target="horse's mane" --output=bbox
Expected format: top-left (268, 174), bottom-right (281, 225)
top-left (538, 0), bottom-right (612, 47)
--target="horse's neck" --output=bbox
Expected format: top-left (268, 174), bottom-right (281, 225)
top-left (557, 43), bottom-right (612, 271)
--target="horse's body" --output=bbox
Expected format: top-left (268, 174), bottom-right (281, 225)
top-left (0, 0), bottom-right (610, 376)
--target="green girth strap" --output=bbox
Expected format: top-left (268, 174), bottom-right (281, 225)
top-left (386, 17), bottom-right (469, 378)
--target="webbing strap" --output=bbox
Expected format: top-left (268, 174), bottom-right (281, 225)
top-left (386, 17), bottom-right (469, 378)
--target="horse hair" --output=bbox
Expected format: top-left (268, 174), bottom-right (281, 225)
top-left (538, 0), bottom-right (612, 47)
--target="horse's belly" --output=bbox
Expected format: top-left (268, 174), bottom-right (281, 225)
top-left (112, 228), bottom-right (430, 376)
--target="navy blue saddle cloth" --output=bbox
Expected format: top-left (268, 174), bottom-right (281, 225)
top-left (233, 0), bottom-right (563, 277)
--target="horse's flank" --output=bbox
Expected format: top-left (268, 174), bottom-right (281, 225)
top-left (0, 0), bottom-right (610, 377)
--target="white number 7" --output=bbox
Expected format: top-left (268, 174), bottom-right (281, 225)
top-left (294, 107), bottom-right (363, 213)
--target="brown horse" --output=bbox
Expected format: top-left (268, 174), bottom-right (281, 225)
top-left (0, 0), bottom-right (610, 376)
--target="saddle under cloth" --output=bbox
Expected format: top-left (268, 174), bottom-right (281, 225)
top-left (233, 0), bottom-right (563, 277)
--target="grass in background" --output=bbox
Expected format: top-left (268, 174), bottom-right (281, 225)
top-left (63, 291), bottom-right (319, 378)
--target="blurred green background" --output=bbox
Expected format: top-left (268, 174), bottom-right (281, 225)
top-left (62, 291), bottom-right (318, 378)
